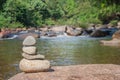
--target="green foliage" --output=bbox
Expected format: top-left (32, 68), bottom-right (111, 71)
top-left (9, 22), bottom-right (24, 28)
top-left (110, 20), bottom-right (118, 26)
top-left (0, 14), bottom-right (11, 28)
top-left (3, 0), bottom-right (46, 26)
top-left (0, 0), bottom-right (119, 28)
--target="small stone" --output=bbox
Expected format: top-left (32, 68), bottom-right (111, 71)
top-left (23, 36), bottom-right (36, 46)
top-left (22, 53), bottom-right (45, 60)
top-left (19, 59), bottom-right (50, 72)
top-left (22, 46), bottom-right (37, 55)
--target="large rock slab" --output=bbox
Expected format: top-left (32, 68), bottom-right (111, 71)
top-left (9, 64), bottom-right (120, 80)
top-left (19, 59), bottom-right (50, 72)
top-left (23, 36), bottom-right (36, 46)
top-left (22, 46), bottom-right (37, 55)
top-left (22, 53), bottom-right (45, 60)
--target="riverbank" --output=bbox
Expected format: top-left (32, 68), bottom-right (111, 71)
top-left (9, 64), bottom-right (120, 80)
top-left (0, 23), bottom-right (119, 40)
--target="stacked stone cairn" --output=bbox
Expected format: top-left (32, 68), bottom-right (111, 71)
top-left (19, 36), bottom-right (50, 73)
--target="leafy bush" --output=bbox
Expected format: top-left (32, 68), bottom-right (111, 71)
top-left (9, 22), bottom-right (24, 28)
top-left (0, 14), bottom-right (11, 28)
top-left (110, 20), bottom-right (118, 26)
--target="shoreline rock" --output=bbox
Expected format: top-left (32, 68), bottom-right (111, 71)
top-left (9, 64), bottom-right (120, 80)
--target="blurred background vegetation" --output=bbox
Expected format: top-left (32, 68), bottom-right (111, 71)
top-left (0, 0), bottom-right (120, 28)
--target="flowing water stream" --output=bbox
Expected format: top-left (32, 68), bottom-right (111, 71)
top-left (0, 36), bottom-right (120, 80)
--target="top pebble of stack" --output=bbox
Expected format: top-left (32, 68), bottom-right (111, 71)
top-left (23, 36), bottom-right (36, 46)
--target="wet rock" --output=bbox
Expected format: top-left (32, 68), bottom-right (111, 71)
top-left (18, 32), bottom-right (40, 39)
top-left (46, 31), bottom-right (57, 37)
top-left (91, 30), bottom-right (109, 37)
top-left (22, 53), bottom-right (45, 60)
top-left (0, 30), bottom-right (11, 38)
top-left (40, 31), bottom-right (48, 36)
top-left (19, 59), bottom-right (50, 72)
top-left (22, 46), bottom-right (37, 55)
top-left (66, 27), bottom-right (83, 36)
top-left (23, 36), bottom-right (36, 46)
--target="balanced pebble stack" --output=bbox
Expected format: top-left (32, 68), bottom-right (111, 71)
top-left (19, 36), bottom-right (50, 73)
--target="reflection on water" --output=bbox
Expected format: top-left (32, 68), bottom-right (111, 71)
top-left (0, 36), bottom-right (120, 79)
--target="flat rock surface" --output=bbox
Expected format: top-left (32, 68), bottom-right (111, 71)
top-left (9, 64), bottom-right (120, 80)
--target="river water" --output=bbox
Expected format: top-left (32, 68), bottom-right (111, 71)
top-left (0, 36), bottom-right (120, 80)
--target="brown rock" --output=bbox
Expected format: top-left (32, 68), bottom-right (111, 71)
top-left (18, 32), bottom-right (40, 39)
top-left (40, 27), bottom-right (48, 32)
top-left (0, 32), bottom-right (3, 38)
top-left (9, 64), bottom-right (120, 80)
top-left (118, 21), bottom-right (120, 26)
top-left (22, 46), bottom-right (37, 55)
top-left (22, 53), bottom-right (45, 60)
top-left (112, 30), bottom-right (120, 39)
top-left (100, 30), bottom-right (120, 46)
top-left (50, 26), bottom-right (67, 32)
top-left (19, 59), bottom-right (50, 73)
top-left (66, 27), bottom-right (83, 36)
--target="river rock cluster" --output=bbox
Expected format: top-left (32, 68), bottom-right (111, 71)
top-left (19, 36), bottom-right (50, 73)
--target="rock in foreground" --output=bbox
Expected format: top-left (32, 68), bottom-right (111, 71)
top-left (9, 64), bottom-right (120, 80)
top-left (19, 59), bottom-right (50, 72)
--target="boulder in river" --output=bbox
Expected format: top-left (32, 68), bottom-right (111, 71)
top-left (90, 30), bottom-right (109, 37)
top-left (66, 26), bottom-right (83, 36)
